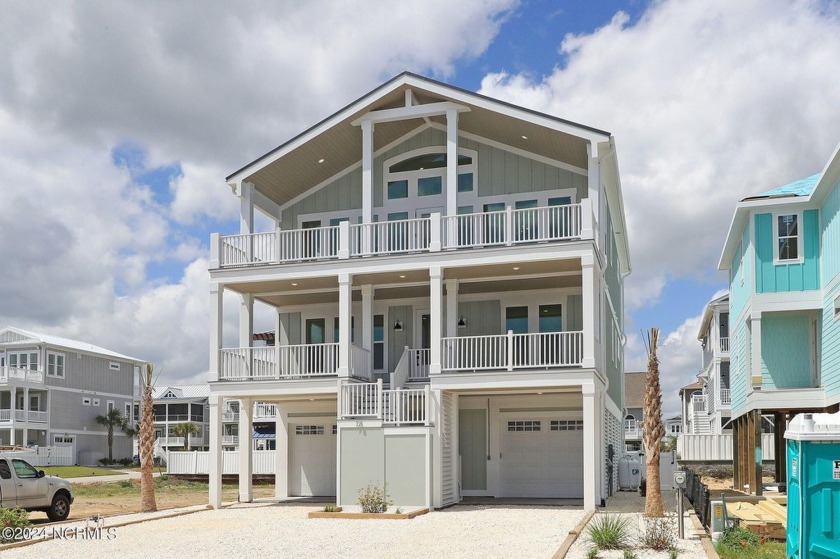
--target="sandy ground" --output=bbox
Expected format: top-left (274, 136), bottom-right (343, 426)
top-left (4, 502), bottom-right (586, 559)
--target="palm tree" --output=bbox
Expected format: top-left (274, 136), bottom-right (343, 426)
top-left (139, 363), bottom-right (157, 512)
top-left (643, 327), bottom-right (665, 517)
top-left (95, 408), bottom-right (130, 463)
top-left (171, 422), bottom-right (202, 450)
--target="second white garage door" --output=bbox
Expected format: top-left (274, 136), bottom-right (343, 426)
top-left (499, 418), bottom-right (584, 498)
top-left (289, 423), bottom-right (336, 497)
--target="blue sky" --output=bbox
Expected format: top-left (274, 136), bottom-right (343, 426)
top-left (2, 0), bottom-right (840, 416)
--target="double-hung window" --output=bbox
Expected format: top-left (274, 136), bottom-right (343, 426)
top-left (775, 213), bottom-right (801, 263)
top-left (47, 351), bottom-right (65, 378)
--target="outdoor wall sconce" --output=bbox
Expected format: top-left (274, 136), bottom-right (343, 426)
top-left (393, 320), bottom-right (403, 331)
top-left (457, 316), bottom-right (467, 328)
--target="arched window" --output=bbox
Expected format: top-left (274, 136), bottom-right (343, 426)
top-left (383, 147), bottom-right (478, 205)
top-left (624, 414), bottom-right (637, 430)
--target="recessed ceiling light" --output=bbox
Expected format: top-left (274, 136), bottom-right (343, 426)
top-left (521, 135), bottom-right (528, 140)
top-left (317, 158), bottom-right (325, 163)
top-left (399, 275), bottom-right (406, 279)
top-left (291, 282), bottom-right (298, 286)
top-left (512, 266), bottom-right (520, 271)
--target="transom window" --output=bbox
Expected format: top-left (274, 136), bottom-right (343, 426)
top-left (550, 420), bottom-right (583, 431)
top-left (507, 420), bottom-right (541, 432)
top-left (384, 148), bottom-right (477, 203)
top-left (776, 213), bottom-right (800, 262)
top-left (295, 425), bottom-right (325, 435)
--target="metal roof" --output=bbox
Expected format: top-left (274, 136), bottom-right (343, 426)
top-left (153, 384), bottom-right (210, 399)
top-left (744, 173), bottom-right (820, 201)
top-left (0, 326), bottom-right (144, 363)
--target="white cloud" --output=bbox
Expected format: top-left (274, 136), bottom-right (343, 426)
top-left (478, 0), bottom-right (840, 310)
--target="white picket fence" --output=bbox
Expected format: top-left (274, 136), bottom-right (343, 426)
top-left (166, 450), bottom-right (276, 475)
top-left (3, 445), bottom-right (74, 466)
top-left (677, 433), bottom-right (775, 462)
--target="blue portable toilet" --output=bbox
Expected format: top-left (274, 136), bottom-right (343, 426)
top-left (785, 411), bottom-right (840, 559)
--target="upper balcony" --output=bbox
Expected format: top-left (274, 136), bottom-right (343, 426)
top-left (211, 202), bottom-right (592, 272)
top-left (0, 366), bottom-right (44, 385)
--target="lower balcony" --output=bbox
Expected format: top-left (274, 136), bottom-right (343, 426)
top-left (219, 343), bottom-right (341, 381)
top-left (0, 409), bottom-right (48, 423)
top-left (339, 381), bottom-right (429, 425)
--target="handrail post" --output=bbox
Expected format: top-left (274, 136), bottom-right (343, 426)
top-left (507, 330), bottom-right (514, 371)
top-left (424, 384), bottom-right (431, 426)
top-left (376, 378), bottom-right (383, 420)
top-left (275, 225), bottom-right (282, 263)
top-left (338, 221), bottom-right (350, 259)
top-left (430, 213), bottom-right (441, 252)
top-left (580, 198), bottom-right (593, 240)
top-left (505, 206), bottom-right (514, 246)
top-left (210, 233), bottom-right (220, 269)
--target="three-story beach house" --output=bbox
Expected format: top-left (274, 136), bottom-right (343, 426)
top-left (719, 143), bottom-right (840, 494)
top-left (0, 326), bottom-right (144, 464)
top-left (207, 73), bottom-right (630, 511)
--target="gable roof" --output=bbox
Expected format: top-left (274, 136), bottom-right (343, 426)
top-left (719, 142), bottom-right (840, 270)
top-left (624, 371), bottom-right (646, 408)
top-left (697, 291), bottom-right (729, 340)
top-left (0, 326), bottom-right (144, 363)
top-left (153, 384), bottom-right (210, 399)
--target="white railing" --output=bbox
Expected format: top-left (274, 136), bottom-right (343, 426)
top-left (14, 410), bottom-right (26, 421)
top-left (350, 218), bottom-right (432, 256)
top-left (350, 345), bottom-right (371, 381)
top-left (719, 337), bottom-right (730, 353)
top-left (254, 403), bottom-right (277, 420)
top-left (408, 348), bottom-right (430, 379)
top-left (221, 435), bottom-right (239, 446)
top-left (167, 450), bottom-right (276, 475)
top-left (214, 202), bottom-right (591, 269)
top-left (222, 410), bottom-right (239, 422)
top-left (277, 225), bottom-right (339, 262)
top-left (442, 331), bottom-right (583, 371)
top-left (677, 433), bottom-right (775, 462)
top-left (27, 410), bottom-right (48, 423)
top-left (218, 232), bottom-right (276, 267)
top-left (219, 343), bottom-right (338, 380)
top-left (340, 380), bottom-right (382, 418)
top-left (0, 409), bottom-right (9, 422)
top-left (624, 427), bottom-right (643, 440)
top-left (382, 387), bottom-right (429, 425)
top-left (390, 346), bottom-right (410, 390)
top-left (0, 366), bottom-right (45, 384)
top-left (720, 388), bottom-right (731, 406)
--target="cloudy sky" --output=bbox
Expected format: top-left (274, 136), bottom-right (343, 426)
top-left (3, 0), bottom-right (840, 415)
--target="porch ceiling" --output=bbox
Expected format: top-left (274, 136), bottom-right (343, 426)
top-left (235, 79), bottom-right (592, 209)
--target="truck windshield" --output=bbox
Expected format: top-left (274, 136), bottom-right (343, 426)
top-left (11, 459), bottom-right (38, 479)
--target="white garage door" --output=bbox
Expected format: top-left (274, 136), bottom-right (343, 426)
top-left (500, 418), bottom-right (584, 498)
top-left (289, 423), bottom-right (336, 496)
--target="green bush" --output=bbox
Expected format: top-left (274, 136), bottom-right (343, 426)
top-left (623, 549), bottom-right (637, 559)
top-left (0, 508), bottom-right (31, 543)
top-left (716, 525), bottom-right (760, 553)
top-left (357, 483), bottom-right (391, 513)
top-left (118, 479), bottom-right (134, 488)
top-left (586, 514), bottom-right (632, 550)
top-left (586, 547), bottom-right (599, 559)
top-left (323, 504), bottom-right (338, 512)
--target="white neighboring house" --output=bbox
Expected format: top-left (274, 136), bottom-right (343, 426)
top-left (0, 326), bottom-right (144, 465)
top-left (140, 385), bottom-right (210, 452)
top-left (207, 73), bottom-right (630, 511)
top-left (623, 371), bottom-right (644, 451)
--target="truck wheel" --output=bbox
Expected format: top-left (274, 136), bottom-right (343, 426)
top-left (47, 494), bottom-right (70, 521)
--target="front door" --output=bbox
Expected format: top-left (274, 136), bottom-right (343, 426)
top-left (305, 318), bottom-right (326, 373)
top-left (459, 409), bottom-right (488, 494)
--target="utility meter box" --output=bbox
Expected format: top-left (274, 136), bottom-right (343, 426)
top-left (673, 470), bottom-right (687, 489)
top-left (785, 411), bottom-right (840, 559)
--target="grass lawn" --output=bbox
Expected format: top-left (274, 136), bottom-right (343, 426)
top-left (40, 466), bottom-right (127, 478)
top-left (715, 527), bottom-right (786, 559)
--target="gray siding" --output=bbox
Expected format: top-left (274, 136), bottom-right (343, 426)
top-left (476, 144), bottom-right (584, 199)
top-left (48, 390), bottom-right (134, 432)
top-left (388, 306), bottom-right (413, 371)
top-left (566, 295), bottom-right (583, 331)
top-left (384, 433), bottom-right (427, 506)
top-left (278, 312), bottom-right (302, 345)
top-left (282, 168), bottom-right (362, 226)
top-left (458, 300), bottom-right (501, 336)
top-left (339, 427), bottom-right (385, 505)
top-left (44, 350), bottom-right (134, 397)
top-left (75, 433), bottom-right (133, 466)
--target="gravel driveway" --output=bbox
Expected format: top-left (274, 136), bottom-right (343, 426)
top-left (2, 503), bottom-right (586, 558)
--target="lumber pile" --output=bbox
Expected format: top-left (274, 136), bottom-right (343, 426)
top-left (725, 498), bottom-right (787, 540)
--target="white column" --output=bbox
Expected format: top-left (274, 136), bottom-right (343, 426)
top-left (582, 382), bottom-right (597, 511)
top-left (9, 387), bottom-right (16, 446)
top-left (445, 279), bottom-right (458, 338)
top-left (361, 120), bottom-right (374, 224)
top-left (361, 285), bottom-right (374, 371)
top-left (208, 394), bottom-right (223, 509)
top-left (238, 397), bottom-right (253, 502)
top-left (445, 109), bottom-right (458, 218)
top-left (581, 254), bottom-right (596, 369)
top-left (274, 405), bottom-right (288, 499)
top-left (338, 273), bottom-right (352, 377)
top-left (240, 182), bottom-right (254, 235)
top-left (22, 387), bottom-right (29, 444)
top-left (210, 284), bottom-right (224, 379)
top-left (239, 293), bottom-right (254, 348)
top-left (430, 267), bottom-right (443, 375)
top-left (586, 144), bottom-right (600, 241)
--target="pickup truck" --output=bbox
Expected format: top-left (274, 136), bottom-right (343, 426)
top-left (0, 456), bottom-right (73, 521)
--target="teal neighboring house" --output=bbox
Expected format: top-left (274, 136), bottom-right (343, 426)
top-left (719, 143), bottom-right (840, 495)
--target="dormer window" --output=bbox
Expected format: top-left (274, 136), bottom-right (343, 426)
top-left (775, 213), bottom-right (801, 263)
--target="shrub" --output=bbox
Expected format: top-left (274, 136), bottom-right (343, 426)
top-left (669, 547), bottom-right (679, 559)
top-left (716, 525), bottom-right (760, 554)
top-left (586, 514), bottom-right (632, 550)
top-left (640, 516), bottom-right (676, 551)
top-left (357, 483), bottom-right (391, 513)
top-left (323, 504), bottom-right (338, 512)
top-left (586, 547), bottom-right (599, 559)
top-left (623, 550), bottom-right (637, 559)
top-left (98, 458), bottom-right (114, 466)
top-left (0, 508), bottom-right (31, 543)
top-left (118, 479), bottom-right (134, 489)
